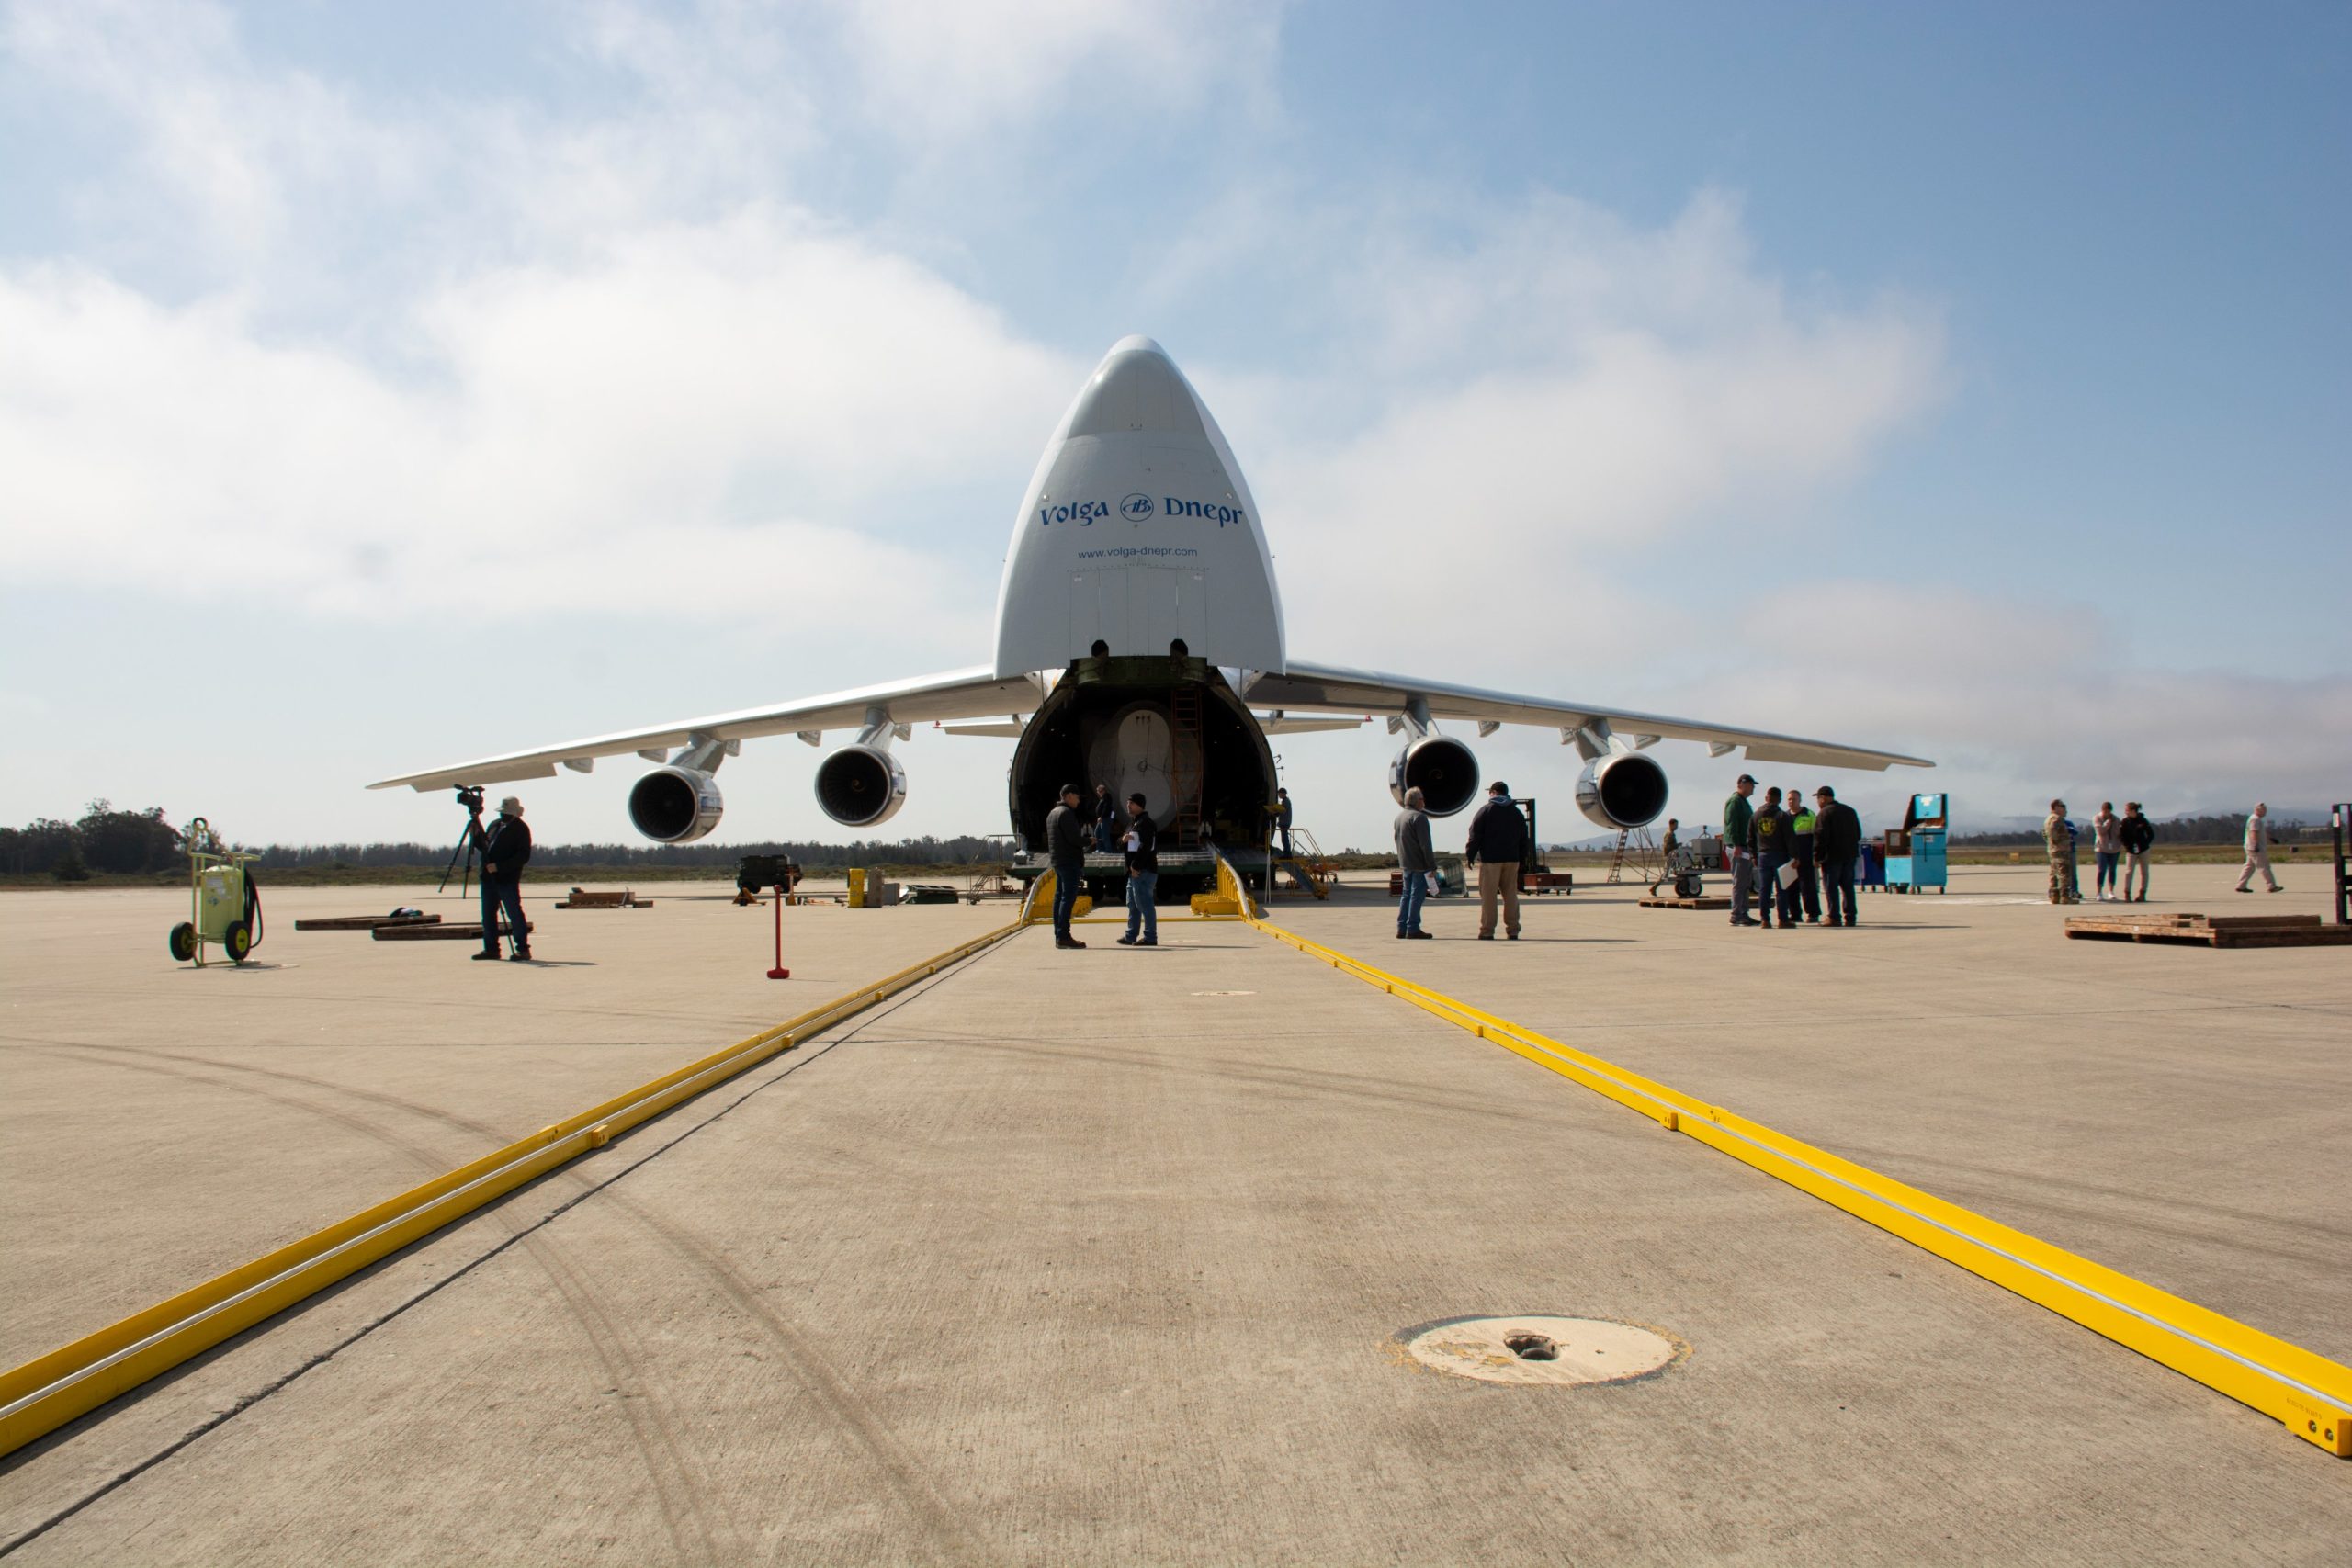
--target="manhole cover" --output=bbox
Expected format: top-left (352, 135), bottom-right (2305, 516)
top-left (1396, 1315), bottom-right (1684, 1386)
top-left (1191, 990), bottom-right (1256, 997)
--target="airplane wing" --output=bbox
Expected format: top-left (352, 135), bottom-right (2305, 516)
top-left (1242, 659), bottom-right (1932, 771)
top-left (368, 667), bottom-right (1049, 791)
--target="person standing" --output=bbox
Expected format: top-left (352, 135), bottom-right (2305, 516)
top-left (1046, 783), bottom-right (1091, 948)
top-left (2120, 802), bottom-right (2154, 902)
top-left (1752, 787), bottom-right (1792, 930)
top-left (1464, 780), bottom-right (1528, 940)
top-left (1117, 793), bottom-right (1159, 947)
top-left (1274, 786), bottom-right (1295, 858)
top-left (1813, 786), bottom-right (1861, 927)
top-left (1787, 787), bottom-right (1821, 923)
top-left (2091, 802), bottom-right (2123, 902)
top-left (1660, 818), bottom-right (1679, 859)
top-left (2235, 802), bottom-right (2282, 893)
top-left (1724, 774), bottom-right (1758, 927)
top-left (1092, 783), bottom-right (1122, 853)
top-left (2043, 799), bottom-right (2079, 905)
top-left (474, 795), bottom-right (534, 962)
top-left (1393, 786), bottom-right (1436, 939)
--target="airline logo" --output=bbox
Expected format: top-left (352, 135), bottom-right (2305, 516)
top-left (1039, 494), bottom-right (1250, 529)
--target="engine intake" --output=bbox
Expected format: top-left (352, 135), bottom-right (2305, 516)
top-left (815, 744), bottom-right (908, 828)
top-left (628, 767), bottom-right (724, 843)
top-left (1576, 752), bottom-right (1669, 830)
top-left (1388, 735), bottom-right (1480, 817)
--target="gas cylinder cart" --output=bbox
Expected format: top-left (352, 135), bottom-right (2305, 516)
top-left (167, 818), bottom-right (266, 965)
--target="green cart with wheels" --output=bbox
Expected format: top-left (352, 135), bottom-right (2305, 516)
top-left (168, 818), bottom-right (266, 966)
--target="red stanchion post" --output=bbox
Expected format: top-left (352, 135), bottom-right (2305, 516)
top-left (767, 882), bottom-right (790, 979)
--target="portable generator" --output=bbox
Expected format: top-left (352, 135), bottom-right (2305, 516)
top-left (1656, 833), bottom-right (1724, 899)
top-left (168, 818), bottom-right (265, 966)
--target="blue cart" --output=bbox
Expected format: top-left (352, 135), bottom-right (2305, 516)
top-left (1882, 793), bottom-right (1949, 894)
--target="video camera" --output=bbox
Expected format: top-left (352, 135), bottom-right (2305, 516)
top-left (455, 784), bottom-right (486, 816)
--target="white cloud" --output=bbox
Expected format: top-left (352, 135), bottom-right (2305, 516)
top-left (1221, 190), bottom-right (1946, 680)
top-left (817, 0), bottom-right (1283, 142)
top-left (0, 214), bottom-right (1078, 630)
top-left (1688, 584), bottom-right (2352, 815)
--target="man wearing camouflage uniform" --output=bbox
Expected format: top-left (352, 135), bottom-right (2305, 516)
top-left (2044, 798), bottom-right (2080, 905)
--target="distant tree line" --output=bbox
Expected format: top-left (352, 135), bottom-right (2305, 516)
top-left (1, 802), bottom-right (1014, 879)
top-left (1951, 810), bottom-right (2306, 849)
top-left (0, 801), bottom-right (183, 879)
top-left (255, 833), bottom-right (1012, 872)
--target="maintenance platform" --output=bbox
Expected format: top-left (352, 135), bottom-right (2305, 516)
top-left (2, 865), bottom-right (2346, 1562)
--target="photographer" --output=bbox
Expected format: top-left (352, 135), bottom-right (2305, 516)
top-left (473, 795), bottom-right (534, 961)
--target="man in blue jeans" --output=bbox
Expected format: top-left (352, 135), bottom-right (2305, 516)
top-left (1117, 792), bottom-right (1159, 946)
top-left (1393, 786), bottom-right (1435, 938)
top-left (473, 795), bottom-right (533, 961)
top-left (1812, 785), bottom-right (1862, 927)
top-left (1046, 783), bottom-right (1090, 949)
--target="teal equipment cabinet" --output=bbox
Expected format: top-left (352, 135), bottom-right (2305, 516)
top-left (1881, 794), bottom-right (1949, 894)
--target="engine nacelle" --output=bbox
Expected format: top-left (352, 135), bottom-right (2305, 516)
top-left (1576, 751), bottom-right (1669, 830)
top-left (814, 744), bottom-right (908, 828)
top-left (628, 767), bottom-right (724, 843)
top-left (1387, 735), bottom-right (1480, 817)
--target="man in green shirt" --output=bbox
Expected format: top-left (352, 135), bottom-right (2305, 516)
top-left (1723, 774), bottom-right (1758, 926)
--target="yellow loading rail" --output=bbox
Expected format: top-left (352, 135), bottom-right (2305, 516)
top-left (0, 910), bottom-right (1037, 1461)
top-left (1230, 873), bottom-right (2350, 1459)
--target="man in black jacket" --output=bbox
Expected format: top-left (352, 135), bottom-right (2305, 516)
top-left (474, 795), bottom-right (534, 961)
top-left (1464, 781), bottom-right (1529, 940)
top-left (1046, 783), bottom-right (1091, 949)
top-left (1092, 783), bottom-right (1123, 853)
top-left (2120, 802), bottom-right (2154, 902)
top-left (1812, 786), bottom-right (1862, 928)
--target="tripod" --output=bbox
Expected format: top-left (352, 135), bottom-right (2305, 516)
top-left (439, 809), bottom-right (484, 897)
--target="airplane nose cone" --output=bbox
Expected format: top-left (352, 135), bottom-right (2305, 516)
top-left (1068, 336), bottom-right (1204, 438)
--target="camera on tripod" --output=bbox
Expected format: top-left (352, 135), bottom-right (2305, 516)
top-left (440, 785), bottom-right (489, 894)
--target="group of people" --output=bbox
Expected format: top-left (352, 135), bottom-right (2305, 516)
top-left (2042, 799), bottom-right (2282, 904)
top-left (1392, 779), bottom-right (1532, 940)
top-left (2041, 800), bottom-right (2157, 904)
top-left (1046, 783), bottom-right (1159, 949)
top-left (1720, 774), bottom-right (1864, 928)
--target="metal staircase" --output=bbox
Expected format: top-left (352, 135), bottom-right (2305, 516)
top-left (1271, 826), bottom-right (1336, 900)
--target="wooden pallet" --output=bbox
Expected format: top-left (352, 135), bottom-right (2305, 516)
top-left (2064, 911), bottom-right (2352, 949)
top-left (293, 913), bottom-right (441, 932)
top-left (372, 920), bottom-right (534, 942)
top-left (554, 888), bottom-right (652, 909)
top-left (1640, 896), bottom-right (1731, 910)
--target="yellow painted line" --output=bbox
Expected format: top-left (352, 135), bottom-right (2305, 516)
top-left (1238, 888), bottom-right (2352, 1458)
top-left (0, 914), bottom-right (1031, 1460)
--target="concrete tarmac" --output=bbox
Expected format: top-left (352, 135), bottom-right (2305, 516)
top-left (2, 867), bottom-right (2346, 1562)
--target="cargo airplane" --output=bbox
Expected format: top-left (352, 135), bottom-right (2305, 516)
top-left (374, 336), bottom-right (1931, 888)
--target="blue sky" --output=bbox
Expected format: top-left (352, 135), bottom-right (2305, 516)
top-left (3, 1), bottom-right (2346, 850)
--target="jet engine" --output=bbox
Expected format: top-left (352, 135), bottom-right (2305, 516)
top-left (1387, 735), bottom-right (1480, 817)
top-left (628, 767), bottom-right (724, 843)
top-left (1575, 751), bottom-right (1669, 830)
top-left (814, 744), bottom-right (908, 829)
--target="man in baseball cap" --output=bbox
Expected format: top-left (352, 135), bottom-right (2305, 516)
top-left (475, 795), bottom-right (534, 961)
top-left (1724, 774), bottom-right (1759, 925)
top-left (1045, 783), bottom-right (1091, 948)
